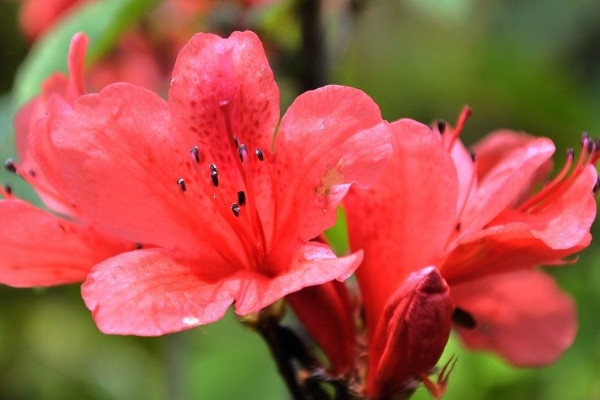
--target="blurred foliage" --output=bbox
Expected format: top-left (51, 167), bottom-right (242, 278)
top-left (1, 0), bottom-right (600, 399)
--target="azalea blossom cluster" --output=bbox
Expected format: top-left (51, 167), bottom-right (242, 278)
top-left (1, 30), bottom-right (597, 400)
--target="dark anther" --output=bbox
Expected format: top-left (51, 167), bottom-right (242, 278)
top-left (190, 146), bottom-right (200, 163)
top-left (231, 203), bottom-right (240, 217)
top-left (177, 178), bottom-right (187, 192)
top-left (29, 169), bottom-right (36, 177)
top-left (594, 177), bottom-right (600, 195)
top-left (4, 158), bottom-right (16, 174)
top-left (436, 119), bottom-right (446, 134)
top-left (209, 164), bottom-right (219, 187)
top-left (135, 243), bottom-right (143, 249)
top-left (238, 144), bottom-right (247, 162)
top-left (255, 148), bottom-right (264, 161)
top-left (233, 136), bottom-right (239, 149)
top-left (237, 191), bottom-right (246, 206)
top-left (566, 148), bottom-right (575, 159)
top-left (455, 222), bottom-right (461, 231)
top-left (4, 184), bottom-right (12, 195)
top-left (470, 150), bottom-right (476, 162)
top-left (588, 139), bottom-right (595, 154)
top-left (452, 307), bottom-right (477, 329)
top-left (581, 132), bottom-right (590, 148)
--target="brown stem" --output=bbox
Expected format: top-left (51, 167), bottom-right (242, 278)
top-left (299, 0), bottom-right (326, 91)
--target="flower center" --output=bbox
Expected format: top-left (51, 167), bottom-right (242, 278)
top-left (174, 100), bottom-right (277, 273)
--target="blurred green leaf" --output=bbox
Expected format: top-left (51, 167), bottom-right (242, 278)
top-left (12, 0), bottom-right (159, 107)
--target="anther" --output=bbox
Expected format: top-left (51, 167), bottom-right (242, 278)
top-left (237, 191), bottom-right (246, 206)
top-left (594, 177), bottom-right (600, 195)
top-left (566, 148), bottom-right (575, 159)
top-left (135, 243), bottom-right (143, 249)
top-left (190, 146), bottom-right (200, 163)
top-left (4, 184), bottom-right (12, 195)
top-left (582, 132), bottom-right (590, 145)
top-left (588, 139), bottom-right (595, 154)
top-left (4, 158), bottom-right (16, 174)
top-left (231, 203), bottom-right (240, 217)
top-left (436, 119), bottom-right (446, 134)
top-left (470, 150), bottom-right (476, 162)
top-left (177, 178), bottom-right (187, 192)
top-left (29, 170), bottom-right (36, 177)
top-left (452, 307), bottom-right (477, 329)
top-left (233, 136), bottom-right (239, 149)
top-left (238, 144), bottom-right (247, 162)
top-left (255, 148), bottom-right (264, 161)
top-left (209, 164), bottom-right (219, 187)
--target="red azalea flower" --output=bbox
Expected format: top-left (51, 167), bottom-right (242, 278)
top-left (344, 113), bottom-right (598, 397)
top-left (435, 108), bottom-right (598, 366)
top-left (19, 0), bottom-right (89, 40)
top-left (46, 31), bottom-right (391, 335)
top-left (0, 33), bottom-right (136, 287)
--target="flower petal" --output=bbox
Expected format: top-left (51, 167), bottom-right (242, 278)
top-left (345, 119), bottom-right (458, 331)
top-left (81, 248), bottom-right (240, 335)
top-left (169, 30), bottom-right (279, 164)
top-left (52, 83), bottom-right (236, 258)
top-left (273, 85), bottom-right (392, 244)
top-left (459, 137), bottom-right (555, 237)
top-left (234, 241), bottom-right (363, 315)
top-left (0, 199), bottom-right (133, 287)
top-left (442, 164), bottom-right (596, 283)
top-left (452, 270), bottom-right (576, 366)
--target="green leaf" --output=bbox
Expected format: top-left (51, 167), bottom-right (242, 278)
top-left (12, 0), bottom-right (159, 108)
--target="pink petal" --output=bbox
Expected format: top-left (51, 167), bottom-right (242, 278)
top-left (20, 0), bottom-right (85, 39)
top-left (83, 243), bottom-right (360, 335)
top-left (459, 137), bottom-right (555, 237)
top-left (82, 248), bottom-right (240, 335)
top-left (442, 226), bottom-right (590, 284)
top-left (345, 119), bottom-right (458, 333)
top-left (369, 267), bottom-right (453, 400)
top-left (473, 130), bottom-right (545, 179)
top-left (233, 241), bottom-right (363, 315)
top-left (169, 30), bottom-right (279, 166)
top-left (442, 164), bottom-right (596, 283)
top-left (0, 199), bottom-right (133, 287)
top-left (452, 270), bottom-right (576, 366)
top-left (52, 83), bottom-right (235, 257)
top-left (274, 85), bottom-right (392, 244)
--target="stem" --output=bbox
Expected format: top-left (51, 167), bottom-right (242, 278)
top-left (299, 0), bottom-right (326, 91)
top-left (256, 312), bottom-right (306, 400)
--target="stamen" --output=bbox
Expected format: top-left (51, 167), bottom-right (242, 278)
top-left (0, 184), bottom-right (12, 198)
top-left (446, 106), bottom-right (472, 151)
top-left (231, 203), bottom-right (240, 217)
top-left (594, 177), bottom-right (600, 195)
top-left (436, 119), bottom-right (446, 134)
top-left (4, 158), bottom-right (17, 174)
top-left (190, 146), bottom-right (200, 163)
top-left (238, 144), bottom-right (247, 163)
top-left (470, 150), bottom-right (476, 162)
top-left (518, 146), bottom-right (576, 212)
top-left (234, 136), bottom-right (239, 149)
top-left (237, 191), bottom-right (246, 206)
top-left (255, 148), bottom-right (264, 161)
top-left (177, 178), bottom-right (187, 192)
top-left (452, 307), bottom-right (477, 329)
top-left (209, 164), bottom-right (219, 187)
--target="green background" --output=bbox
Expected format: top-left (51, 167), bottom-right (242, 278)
top-left (1, 0), bottom-right (600, 399)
